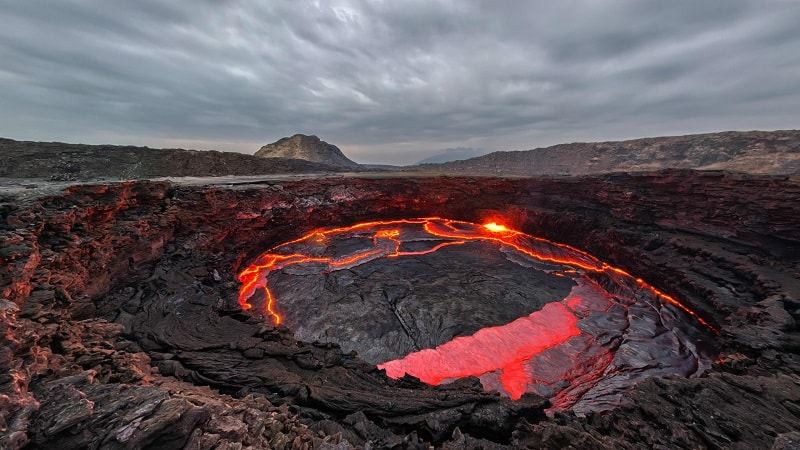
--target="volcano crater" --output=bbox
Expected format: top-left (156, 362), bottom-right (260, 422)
top-left (4, 172), bottom-right (800, 449)
top-left (240, 218), bottom-right (713, 412)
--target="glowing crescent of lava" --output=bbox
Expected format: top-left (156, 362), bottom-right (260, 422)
top-left (237, 217), bottom-right (716, 332)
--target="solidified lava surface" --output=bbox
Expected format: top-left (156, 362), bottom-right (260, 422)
top-left (239, 218), bottom-right (713, 412)
top-left (3, 171), bottom-right (800, 449)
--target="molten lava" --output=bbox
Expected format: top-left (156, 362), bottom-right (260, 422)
top-left (483, 222), bottom-right (510, 233)
top-left (237, 217), bottom-right (715, 404)
top-left (238, 217), bottom-right (713, 331)
top-left (379, 301), bottom-right (580, 399)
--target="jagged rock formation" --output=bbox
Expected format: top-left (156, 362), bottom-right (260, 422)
top-left (415, 130), bottom-right (800, 175)
top-left (0, 138), bottom-right (345, 181)
top-left (1, 170), bottom-right (799, 448)
top-left (255, 134), bottom-right (361, 169)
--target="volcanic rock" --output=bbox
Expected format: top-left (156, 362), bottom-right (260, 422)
top-left (255, 134), bottom-right (361, 169)
top-left (1, 170), bottom-right (799, 448)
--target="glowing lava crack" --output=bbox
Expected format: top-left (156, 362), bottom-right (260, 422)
top-left (238, 218), bottom-right (715, 410)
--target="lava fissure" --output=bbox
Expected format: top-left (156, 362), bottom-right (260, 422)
top-left (384, 289), bottom-right (422, 351)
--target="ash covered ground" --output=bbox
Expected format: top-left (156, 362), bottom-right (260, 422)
top-left (2, 170), bottom-right (800, 449)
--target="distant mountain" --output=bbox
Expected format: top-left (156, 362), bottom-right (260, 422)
top-left (411, 130), bottom-right (800, 176)
top-left (0, 138), bottom-right (345, 181)
top-left (255, 134), bottom-right (360, 169)
top-left (416, 147), bottom-right (487, 165)
top-left (360, 164), bottom-right (401, 171)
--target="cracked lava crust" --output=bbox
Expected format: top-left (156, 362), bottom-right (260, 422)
top-left (2, 171), bottom-right (800, 449)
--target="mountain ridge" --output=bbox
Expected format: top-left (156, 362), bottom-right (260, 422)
top-left (413, 130), bottom-right (800, 175)
top-left (0, 137), bottom-right (346, 180)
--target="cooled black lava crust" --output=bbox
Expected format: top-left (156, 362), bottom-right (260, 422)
top-left (269, 241), bottom-right (575, 363)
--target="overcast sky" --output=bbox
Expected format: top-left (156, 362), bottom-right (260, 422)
top-left (1, 1), bottom-right (798, 164)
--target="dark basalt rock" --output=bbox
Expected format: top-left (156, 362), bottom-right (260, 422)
top-left (1, 170), bottom-right (799, 449)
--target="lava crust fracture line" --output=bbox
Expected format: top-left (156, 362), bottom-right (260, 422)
top-left (237, 217), bottom-right (715, 331)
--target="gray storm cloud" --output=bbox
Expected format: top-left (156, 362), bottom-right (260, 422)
top-left (1, 0), bottom-right (798, 164)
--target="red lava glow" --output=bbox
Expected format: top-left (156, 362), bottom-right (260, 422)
top-left (238, 217), bottom-right (715, 331)
top-left (379, 301), bottom-right (580, 399)
top-left (237, 218), bottom-right (715, 403)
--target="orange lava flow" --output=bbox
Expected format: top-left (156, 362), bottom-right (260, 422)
top-left (237, 217), bottom-right (716, 331)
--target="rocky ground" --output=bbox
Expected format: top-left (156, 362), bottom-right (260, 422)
top-left (1, 170), bottom-right (799, 449)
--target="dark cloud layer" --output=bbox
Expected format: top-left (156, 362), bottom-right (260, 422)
top-left (1, 0), bottom-right (798, 164)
